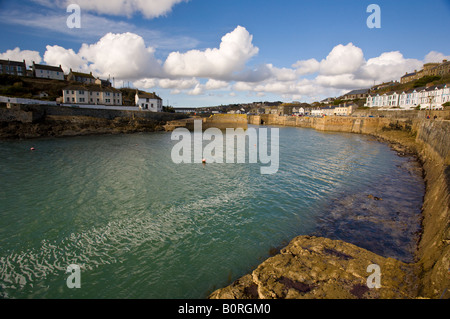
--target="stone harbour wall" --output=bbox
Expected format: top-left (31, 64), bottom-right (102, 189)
top-left (210, 114), bottom-right (449, 299)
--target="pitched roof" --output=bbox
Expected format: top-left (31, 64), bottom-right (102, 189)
top-left (344, 88), bottom-right (369, 95)
top-left (401, 72), bottom-right (416, 78)
top-left (63, 84), bottom-right (122, 93)
top-left (69, 70), bottom-right (95, 78)
top-left (33, 63), bottom-right (63, 72)
top-left (0, 59), bottom-right (26, 66)
top-left (136, 91), bottom-right (162, 100)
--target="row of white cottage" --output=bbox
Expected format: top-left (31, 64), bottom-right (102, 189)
top-left (364, 84), bottom-right (450, 110)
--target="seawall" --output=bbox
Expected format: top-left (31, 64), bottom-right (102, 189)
top-left (164, 114), bottom-right (248, 131)
top-left (210, 114), bottom-right (449, 299)
top-left (0, 104), bottom-right (189, 138)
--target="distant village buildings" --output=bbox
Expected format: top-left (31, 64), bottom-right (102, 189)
top-left (401, 60), bottom-right (450, 84)
top-left (2, 56), bottom-right (449, 113)
top-left (32, 62), bottom-right (64, 80)
top-left (67, 69), bottom-right (96, 84)
top-left (0, 58), bottom-right (164, 111)
top-left (364, 84), bottom-right (450, 110)
top-left (63, 85), bottom-right (123, 105)
top-left (0, 59), bottom-right (26, 76)
top-left (135, 91), bottom-right (163, 112)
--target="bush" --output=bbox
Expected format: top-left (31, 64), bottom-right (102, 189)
top-left (413, 75), bottom-right (441, 88)
top-left (442, 102), bottom-right (450, 107)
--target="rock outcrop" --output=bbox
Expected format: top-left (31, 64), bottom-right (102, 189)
top-left (209, 236), bottom-right (419, 299)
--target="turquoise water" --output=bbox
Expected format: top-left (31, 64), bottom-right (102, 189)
top-left (0, 126), bottom-right (424, 298)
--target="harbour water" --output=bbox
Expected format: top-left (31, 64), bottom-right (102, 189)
top-left (0, 125), bottom-right (424, 298)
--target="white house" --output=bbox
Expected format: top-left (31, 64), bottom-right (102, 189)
top-left (365, 84), bottom-right (449, 110)
top-left (63, 85), bottom-right (122, 105)
top-left (292, 106), bottom-right (305, 115)
top-left (32, 62), bottom-right (64, 80)
top-left (135, 91), bottom-right (163, 112)
top-left (311, 108), bottom-right (323, 116)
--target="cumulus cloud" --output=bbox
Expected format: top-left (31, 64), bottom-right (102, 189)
top-left (44, 45), bottom-right (87, 73)
top-left (292, 58), bottom-right (320, 75)
top-left (79, 32), bottom-right (163, 79)
top-left (358, 51), bottom-right (422, 83)
top-left (319, 43), bottom-right (365, 76)
top-left (204, 79), bottom-right (229, 90)
top-left (36, 0), bottom-right (187, 19)
top-left (158, 78), bottom-right (199, 90)
top-left (0, 47), bottom-right (42, 66)
top-left (424, 51), bottom-right (450, 63)
top-left (163, 26), bottom-right (259, 80)
top-left (44, 32), bottom-right (163, 80)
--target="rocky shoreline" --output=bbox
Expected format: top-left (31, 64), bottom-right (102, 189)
top-left (210, 117), bottom-right (449, 299)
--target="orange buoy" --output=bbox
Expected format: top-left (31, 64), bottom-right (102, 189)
top-left (30, 147), bottom-right (35, 151)
top-left (202, 158), bottom-right (206, 163)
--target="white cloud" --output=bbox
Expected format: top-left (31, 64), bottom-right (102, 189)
top-left (424, 51), bottom-right (450, 63)
top-left (35, 0), bottom-right (187, 19)
top-left (187, 84), bottom-right (204, 96)
top-left (43, 32), bottom-right (163, 80)
top-left (158, 78), bottom-right (199, 90)
top-left (163, 26), bottom-right (259, 80)
top-left (359, 51), bottom-right (422, 83)
top-left (265, 64), bottom-right (297, 81)
top-left (79, 32), bottom-right (163, 80)
top-left (204, 79), bottom-right (229, 90)
top-left (319, 43), bottom-right (364, 76)
top-left (292, 58), bottom-right (320, 75)
top-left (44, 45), bottom-right (87, 73)
top-left (0, 47), bottom-right (42, 66)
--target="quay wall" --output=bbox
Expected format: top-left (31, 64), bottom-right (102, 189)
top-left (210, 114), bottom-right (449, 299)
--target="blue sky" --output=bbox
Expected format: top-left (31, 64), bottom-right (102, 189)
top-left (0, 0), bottom-right (449, 107)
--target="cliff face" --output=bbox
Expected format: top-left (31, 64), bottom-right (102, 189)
top-left (210, 114), bottom-right (449, 299)
top-left (0, 104), bottom-right (188, 138)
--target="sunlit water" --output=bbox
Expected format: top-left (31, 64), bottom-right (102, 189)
top-left (0, 125), bottom-right (424, 298)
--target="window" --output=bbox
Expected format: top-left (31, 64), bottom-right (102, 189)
top-left (67, 97), bottom-right (70, 102)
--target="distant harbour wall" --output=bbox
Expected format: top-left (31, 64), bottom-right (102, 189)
top-left (0, 104), bottom-right (189, 138)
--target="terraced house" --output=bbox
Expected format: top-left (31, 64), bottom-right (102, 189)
top-left (32, 62), bottom-right (64, 80)
top-left (67, 69), bottom-right (96, 84)
top-left (364, 84), bottom-right (450, 110)
top-left (63, 85), bottom-right (123, 106)
top-left (0, 59), bottom-right (26, 76)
